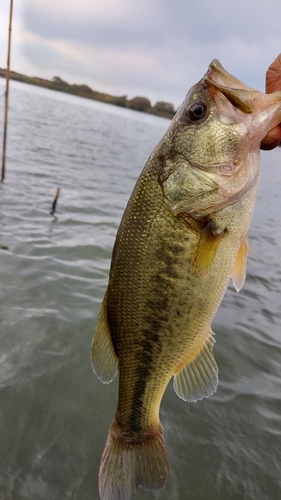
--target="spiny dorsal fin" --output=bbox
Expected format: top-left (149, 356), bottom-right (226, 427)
top-left (195, 223), bottom-right (226, 277)
top-left (232, 236), bottom-right (250, 292)
top-left (91, 291), bottom-right (118, 383)
top-left (173, 330), bottom-right (218, 402)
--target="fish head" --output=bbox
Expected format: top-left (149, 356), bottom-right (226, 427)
top-left (171, 59), bottom-right (281, 175)
top-left (161, 59), bottom-right (281, 211)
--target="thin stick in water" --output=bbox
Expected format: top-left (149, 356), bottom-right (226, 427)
top-left (1, 0), bottom-right (14, 183)
top-left (50, 187), bottom-right (60, 215)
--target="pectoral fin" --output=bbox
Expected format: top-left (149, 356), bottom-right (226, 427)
top-left (195, 223), bottom-right (226, 277)
top-left (231, 236), bottom-right (250, 292)
top-left (173, 330), bottom-right (218, 402)
top-left (91, 291), bottom-right (118, 383)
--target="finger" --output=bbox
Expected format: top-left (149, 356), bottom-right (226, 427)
top-left (261, 54), bottom-right (281, 149)
top-left (266, 53), bottom-right (281, 94)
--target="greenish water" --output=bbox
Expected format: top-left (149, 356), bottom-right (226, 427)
top-left (0, 79), bottom-right (280, 500)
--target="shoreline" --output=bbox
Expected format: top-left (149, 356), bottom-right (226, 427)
top-left (0, 69), bottom-right (175, 120)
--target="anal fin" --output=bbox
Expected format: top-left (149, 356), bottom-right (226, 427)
top-left (232, 236), bottom-right (250, 292)
top-left (173, 331), bottom-right (218, 402)
top-left (91, 290), bottom-right (118, 383)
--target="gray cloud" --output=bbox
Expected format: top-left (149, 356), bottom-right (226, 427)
top-left (3, 0), bottom-right (281, 106)
top-left (22, 1), bottom-right (281, 48)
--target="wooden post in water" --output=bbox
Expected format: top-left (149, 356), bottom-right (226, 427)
top-left (1, 0), bottom-right (14, 183)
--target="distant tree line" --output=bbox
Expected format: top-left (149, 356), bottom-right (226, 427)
top-left (51, 76), bottom-right (176, 118)
top-left (0, 69), bottom-right (176, 119)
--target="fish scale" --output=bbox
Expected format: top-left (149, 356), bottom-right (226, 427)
top-left (91, 59), bottom-right (281, 500)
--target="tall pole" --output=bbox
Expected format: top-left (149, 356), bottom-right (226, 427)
top-left (1, 0), bottom-right (14, 183)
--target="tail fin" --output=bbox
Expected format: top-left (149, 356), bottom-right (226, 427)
top-left (99, 422), bottom-right (168, 500)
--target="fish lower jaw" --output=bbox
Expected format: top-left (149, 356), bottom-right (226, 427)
top-left (252, 100), bottom-right (281, 135)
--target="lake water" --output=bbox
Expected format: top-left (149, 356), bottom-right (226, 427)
top-left (0, 78), bottom-right (280, 500)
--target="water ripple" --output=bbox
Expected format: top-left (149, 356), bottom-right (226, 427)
top-left (0, 78), bottom-right (281, 500)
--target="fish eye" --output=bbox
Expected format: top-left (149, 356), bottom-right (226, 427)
top-left (188, 102), bottom-right (207, 121)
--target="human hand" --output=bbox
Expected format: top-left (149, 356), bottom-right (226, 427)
top-left (260, 54), bottom-right (281, 150)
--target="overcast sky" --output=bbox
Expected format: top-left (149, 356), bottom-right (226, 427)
top-left (0, 0), bottom-right (281, 107)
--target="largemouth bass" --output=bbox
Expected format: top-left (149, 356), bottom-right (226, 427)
top-left (92, 59), bottom-right (281, 500)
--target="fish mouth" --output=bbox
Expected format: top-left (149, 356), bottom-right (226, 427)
top-left (205, 59), bottom-right (281, 134)
top-left (205, 59), bottom-right (260, 114)
top-left (206, 59), bottom-right (253, 92)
